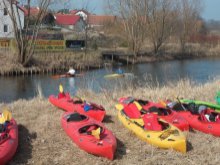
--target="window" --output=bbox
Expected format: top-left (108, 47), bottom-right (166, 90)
top-left (4, 8), bottom-right (8, 15)
top-left (4, 25), bottom-right (8, 32)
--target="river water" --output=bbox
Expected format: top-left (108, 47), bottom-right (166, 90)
top-left (1, 57), bottom-right (220, 103)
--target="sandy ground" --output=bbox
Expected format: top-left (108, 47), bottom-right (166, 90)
top-left (1, 79), bottom-right (220, 165)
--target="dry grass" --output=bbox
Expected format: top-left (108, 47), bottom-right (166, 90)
top-left (0, 50), bottom-right (102, 75)
top-left (1, 79), bottom-right (220, 165)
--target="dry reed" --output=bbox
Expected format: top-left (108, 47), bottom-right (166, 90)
top-left (1, 79), bottom-right (220, 165)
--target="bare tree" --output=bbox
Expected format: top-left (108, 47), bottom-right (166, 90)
top-left (1, 0), bottom-right (53, 66)
top-left (176, 0), bottom-right (203, 53)
top-left (108, 0), bottom-right (149, 59)
top-left (74, 0), bottom-right (95, 59)
top-left (147, 0), bottom-right (177, 54)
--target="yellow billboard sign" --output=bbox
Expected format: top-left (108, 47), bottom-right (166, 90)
top-left (34, 40), bottom-right (65, 51)
top-left (0, 39), bottom-right (10, 47)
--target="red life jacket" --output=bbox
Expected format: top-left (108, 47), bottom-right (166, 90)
top-left (143, 113), bottom-right (162, 131)
top-left (123, 103), bottom-right (141, 119)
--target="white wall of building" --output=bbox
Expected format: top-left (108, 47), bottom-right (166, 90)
top-left (75, 11), bottom-right (87, 21)
top-left (0, 1), bottom-right (24, 38)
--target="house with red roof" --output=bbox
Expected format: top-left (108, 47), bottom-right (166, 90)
top-left (69, 9), bottom-right (117, 30)
top-left (19, 6), bottom-right (40, 17)
top-left (54, 13), bottom-right (85, 32)
top-left (70, 9), bottom-right (89, 21)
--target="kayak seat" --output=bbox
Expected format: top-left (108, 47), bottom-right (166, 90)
top-left (208, 113), bottom-right (217, 122)
top-left (172, 103), bottom-right (184, 111)
top-left (143, 113), bottom-right (162, 131)
top-left (200, 113), bottom-right (209, 122)
top-left (149, 106), bottom-right (163, 115)
top-left (73, 100), bottom-right (84, 104)
top-left (87, 125), bottom-right (97, 132)
top-left (0, 124), bottom-right (6, 133)
top-left (200, 109), bottom-right (218, 122)
top-left (137, 100), bottom-right (149, 106)
top-left (79, 125), bottom-right (103, 135)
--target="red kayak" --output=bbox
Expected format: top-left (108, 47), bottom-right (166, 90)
top-left (0, 118), bottom-right (18, 165)
top-left (61, 112), bottom-right (117, 160)
top-left (49, 93), bottom-right (106, 122)
top-left (118, 97), bottom-right (189, 131)
top-left (167, 102), bottom-right (220, 136)
top-left (51, 73), bottom-right (84, 79)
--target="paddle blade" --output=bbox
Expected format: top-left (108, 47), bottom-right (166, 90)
top-left (159, 100), bottom-right (167, 107)
top-left (59, 84), bottom-right (64, 93)
top-left (0, 116), bottom-right (5, 124)
top-left (115, 104), bottom-right (124, 111)
top-left (0, 108), bottom-right (12, 123)
top-left (91, 127), bottom-right (101, 139)
top-left (3, 109), bottom-right (12, 121)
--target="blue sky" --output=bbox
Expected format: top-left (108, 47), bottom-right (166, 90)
top-left (50, 0), bottom-right (220, 21)
top-left (50, 0), bottom-right (106, 14)
top-left (202, 0), bottom-right (220, 20)
top-left (77, 0), bottom-right (220, 21)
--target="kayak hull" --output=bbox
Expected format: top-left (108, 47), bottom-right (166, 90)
top-left (117, 109), bottom-right (186, 153)
top-left (118, 97), bottom-right (189, 131)
top-left (104, 73), bottom-right (124, 79)
top-left (180, 99), bottom-right (220, 112)
top-left (49, 94), bottom-right (106, 122)
top-left (0, 118), bottom-right (18, 165)
top-left (61, 112), bottom-right (117, 160)
top-left (142, 102), bottom-right (189, 131)
top-left (51, 73), bottom-right (84, 79)
top-left (170, 106), bottom-right (220, 137)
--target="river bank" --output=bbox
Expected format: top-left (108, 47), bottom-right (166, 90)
top-left (0, 43), bottom-right (220, 76)
top-left (1, 79), bottom-right (220, 164)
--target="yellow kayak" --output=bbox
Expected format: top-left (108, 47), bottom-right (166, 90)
top-left (104, 73), bottom-right (124, 79)
top-left (116, 104), bottom-right (186, 153)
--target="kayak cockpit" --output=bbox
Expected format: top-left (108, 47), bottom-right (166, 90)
top-left (79, 124), bottom-right (103, 135)
top-left (65, 113), bottom-right (88, 122)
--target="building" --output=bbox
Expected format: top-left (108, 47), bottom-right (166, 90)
top-left (54, 13), bottom-right (85, 32)
top-left (0, 0), bottom-right (24, 38)
top-left (70, 9), bottom-right (116, 30)
top-left (87, 15), bottom-right (116, 29)
top-left (19, 6), bottom-right (40, 17)
top-left (70, 9), bottom-right (89, 21)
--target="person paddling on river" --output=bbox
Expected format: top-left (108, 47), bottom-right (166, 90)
top-left (116, 67), bottom-right (124, 75)
top-left (67, 67), bottom-right (76, 76)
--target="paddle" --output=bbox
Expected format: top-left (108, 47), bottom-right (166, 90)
top-left (91, 127), bottom-right (101, 139)
top-left (59, 84), bottom-right (85, 103)
top-left (0, 109), bottom-right (12, 124)
top-left (74, 95), bottom-right (85, 102)
top-left (3, 109), bottom-right (12, 121)
top-left (159, 100), bottom-right (167, 107)
top-left (175, 96), bottom-right (187, 111)
top-left (216, 91), bottom-right (220, 105)
top-left (59, 84), bottom-right (64, 93)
